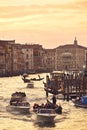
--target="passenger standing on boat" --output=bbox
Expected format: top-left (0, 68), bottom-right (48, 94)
top-left (46, 75), bottom-right (50, 85)
top-left (52, 95), bottom-right (56, 105)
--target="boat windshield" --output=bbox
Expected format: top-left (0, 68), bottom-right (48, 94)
top-left (39, 109), bottom-right (55, 114)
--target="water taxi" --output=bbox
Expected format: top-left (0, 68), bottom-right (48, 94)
top-left (36, 108), bottom-right (56, 123)
top-left (26, 82), bottom-right (34, 88)
top-left (6, 92), bottom-right (30, 114)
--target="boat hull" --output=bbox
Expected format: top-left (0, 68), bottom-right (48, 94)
top-left (31, 77), bottom-right (44, 81)
top-left (74, 102), bottom-right (87, 108)
top-left (27, 82), bottom-right (34, 88)
top-left (6, 105), bottom-right (30, 114)
top-left (73, 100), bottom-right (87, 108)
top-left (36, 109), bottom-right (56, 123)
top-left (37, 113), bottom-right (56, 123)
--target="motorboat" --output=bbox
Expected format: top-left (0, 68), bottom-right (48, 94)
top-left (30, 74), bottom-right (44, 81)
top-left (6, 104), bottom-right (30, 114)
top-left (30, 77), bottom-right (44, 81)
top-left (36, 108), bottom-right (56, 123)
top-left (33, 100), bottom-right (62, 114)
top-left (26, 82), bottom-right (34, 88)
top-left (73, 96), bottom-right (87, 108)
top-left (6, 92), bottom-right (30, 114)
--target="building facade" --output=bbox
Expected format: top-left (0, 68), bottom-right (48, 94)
top-left (0, 40), bottom-right (24, 76)
top-left (42, 49), bottom-right (55, 72)
top-left (0, 40), bottom-right (15, 76)
top-left (55, 38), bottom-right (87, 71)
top-left (22, 44), bottom-right (34, 73)
top-left (0, 38), bottom-right (87, 76)
top-left (12, 44), bottom-right (24, 75)
top-left (32, 44), bottom-right (43, 72)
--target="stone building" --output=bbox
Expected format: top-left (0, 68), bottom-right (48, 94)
top-left (0, 40), bottom-right (15, 76)
top-left (0, 40), bottom-right (24, 76)
top-left (55, 38), bottom-right (87, 71)
top-left (12, 44), bottom-right (24, 75)
top-left (42, 49), bottom-right (55, 72)
top-left (0, 38), bottom-right (87, 76)
top-left (0, 43), bottom-right (6, 76)
top-left (22, 44), bottom-right (43, 73)
top-left (31, 44), bottom-right (43, 72)
top-left (22, 44), bottom-right (34, 73)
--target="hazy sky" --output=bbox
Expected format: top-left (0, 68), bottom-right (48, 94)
top-left (0, 0), bottom-right (87, 48)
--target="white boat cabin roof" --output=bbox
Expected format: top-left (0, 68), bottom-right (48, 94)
top-left (50, 71), bottom-right (64, 77)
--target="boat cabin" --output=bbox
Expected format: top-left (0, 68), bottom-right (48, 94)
top-left (26, 82), bottom-right (34, 88)
top-left (50, 71), bottom-right (64, 81)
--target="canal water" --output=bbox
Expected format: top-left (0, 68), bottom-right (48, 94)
top-left (0, 73), bottom-right (87, 130)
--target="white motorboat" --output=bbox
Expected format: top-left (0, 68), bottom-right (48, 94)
top-left (36, 108), bottom-right (56, 123)
top-left (6, 104), bottom-right (30, 114)
top-left (26, 82), bottom-right (34, 88)
top-left (6, 92), bottom-right (30, 114)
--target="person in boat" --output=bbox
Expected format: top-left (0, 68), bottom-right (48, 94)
top-left (46, 75), bottom-right (51, 86)
top-left (52, 95), bottom-right (56, 105)
top-left (55, 105), bottom-right (62, 114)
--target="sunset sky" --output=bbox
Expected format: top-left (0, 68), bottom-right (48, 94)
top-left (0, 0), bottom-right (87, 48)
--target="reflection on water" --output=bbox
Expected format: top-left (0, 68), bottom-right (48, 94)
top-left (0, 73), bottom-right (87, 130)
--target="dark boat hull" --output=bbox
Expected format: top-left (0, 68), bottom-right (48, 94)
top-left (6, 105), bottom-right (30, 114)
top-left (31, 77), bottom-right (44, 81)
top-left (44, 87), bottom-right (58, 95)
top-left (73, 100), bottom-right (87, 108)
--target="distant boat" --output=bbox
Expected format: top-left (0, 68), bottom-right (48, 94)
top-left (73, 96), bottom-right (87, 108)
top-left (36, 108), bottom-right (56, 123)
top-left (26, 82), bottom-right (34, 88)
top-left (22, 73), bottom-right (29, 78)
top-left (30, 77), bottom-right (44, 81)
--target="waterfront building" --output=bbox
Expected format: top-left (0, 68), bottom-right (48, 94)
top-left (0, 40), bottom-right (15, 76)
top-left (12, 44), bottom-right (24, 75)
top-left (22, 44), bottom-right (43, 73)
top-left (0, 40), bottom-right (24, 76)
top-left (22, 44), bottom-right (34, 73)
top-left (0, 43), bottom-right (6, 76)
top-left (31, 44), bottom-right (43, 72)
top-left (0, 38), bottom-right (87, 76)
top-left (55, 38), bottom-right (87, 71)
top-left (42, 49), bottom-right (55, 72)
